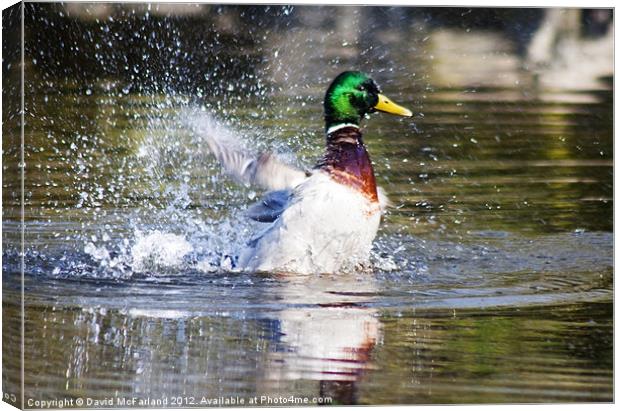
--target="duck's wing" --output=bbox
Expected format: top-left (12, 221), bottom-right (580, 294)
top-left (205, 136), bottom-right (308, 192)
top-left (191, 112), bottom-right (308, 191)
top-left (245, 189), bottom-right (291, 223)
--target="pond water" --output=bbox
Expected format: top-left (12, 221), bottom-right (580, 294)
top-left (2, 4), bottom-right (613, 407)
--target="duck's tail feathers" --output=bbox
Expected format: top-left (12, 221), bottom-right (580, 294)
top-left (190, 112), bottom-right (308, 191)
top-left (377, 186), bottom-right (392, 213)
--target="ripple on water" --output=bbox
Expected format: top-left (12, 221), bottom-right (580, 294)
top-left (3, 224), bottom-right (611, 314)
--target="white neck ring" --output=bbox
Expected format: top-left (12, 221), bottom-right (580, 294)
top-left (326, 123), bottom-right (359, 135)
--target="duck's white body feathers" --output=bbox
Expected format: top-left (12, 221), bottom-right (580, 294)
top-left (238, 172), bottom-right (382, 274)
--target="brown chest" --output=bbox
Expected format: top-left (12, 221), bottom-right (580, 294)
top-left (319, 141), bottom-right (379, 203)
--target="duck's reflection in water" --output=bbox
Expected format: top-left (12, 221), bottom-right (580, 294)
top-left (260, 272), bottom-right (381, 405)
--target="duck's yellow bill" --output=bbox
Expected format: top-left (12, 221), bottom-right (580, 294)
top-left (374, 94), bottom-right (412, 117)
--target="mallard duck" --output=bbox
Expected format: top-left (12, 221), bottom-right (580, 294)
top-left (204, 71), bottom-right (412, 274)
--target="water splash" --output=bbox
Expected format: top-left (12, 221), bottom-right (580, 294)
top-left (66, 107), bottom-right (270, 278)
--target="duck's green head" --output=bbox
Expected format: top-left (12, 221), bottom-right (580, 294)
top-left (324, 71), bottom-right (412, 132)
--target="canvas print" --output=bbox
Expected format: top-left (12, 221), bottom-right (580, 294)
top-left (2, 2), bottom-right (613, 408)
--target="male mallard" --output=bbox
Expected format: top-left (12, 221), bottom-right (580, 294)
top-left (204, 71), bottom-right (412, 274)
